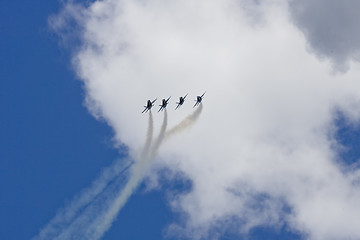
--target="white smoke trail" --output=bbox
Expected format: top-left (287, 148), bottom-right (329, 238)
top-left (53, 171), bottom-right (129, 240)
top-left (56, 110), bottom-right (167, 239)
top-left (142, 111), bottom-right (153, 158)
top-left (34, 107), bottom-right (202, 240)
top-left (32, 112), bottom-right (156, 240)
top-left (81, 161), bottom-right (146, 239)
top-left (165, 104), bottom-right (203, 139)
top-left (83, 109), bottom-right (169, 239)
top-left (150, 109), bottom-right (168, 159)
top-left (33, 158), bottom-right (132, 240)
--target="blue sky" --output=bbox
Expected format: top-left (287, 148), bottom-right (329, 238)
top-left (0, 1), bottom-right (194, 239)
top-left (2, 1), bottom-right (360, 240)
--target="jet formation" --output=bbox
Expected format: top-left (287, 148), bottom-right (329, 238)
top-left (142, 92), bottom-right (205, 113)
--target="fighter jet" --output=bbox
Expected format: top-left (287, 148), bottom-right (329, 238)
top-left (142, 99), bottom-right (157, 113)
top-left (158, 96), bottom-right (171, 112)
top-left (193, 92), bottom-right (206, 108)
top-left (175, 94), bottom-right (188, 110)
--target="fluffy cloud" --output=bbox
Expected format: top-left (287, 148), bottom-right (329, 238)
top-left (288, 0), bottom-right (360, 71)
top-left (54, 0), bottom-right (360, 239)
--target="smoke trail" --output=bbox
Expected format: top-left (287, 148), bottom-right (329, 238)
top-left (80, 160), bottom-right (145, 239)
top-left (34, 106), bottom-right (200, 240)
top-left (51, 111), bottom-right (163, 240)
top-left (88, 109), bottom-right (167, 239)
top-left (32, 112), bottom-right (157, 240)
top-left (74, 109), bottom-right (168, 240)
top-left (75, 106), bottom-right (199, 240)
top-left (165, 104), bottom-right (203, 139)
top-left (53, 164), bottom-right (137, 240)
top-left (141, 111), bottom-right (153, 157)
top-left (33, 158), bottom-right (132, 240)
top-left (53, 169), bottom-right (129, 240)
top-left (150, 108), bottom-right (168, 159)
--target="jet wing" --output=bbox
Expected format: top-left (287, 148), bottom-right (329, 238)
top-left (158, 102), bottom-right (166, 112)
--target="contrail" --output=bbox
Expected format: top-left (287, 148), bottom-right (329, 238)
top-left (33, 106), bottom-right (202, 240)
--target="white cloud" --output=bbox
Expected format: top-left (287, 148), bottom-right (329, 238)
top-left (51, 0), bottom-right (360, 239)
top-left (288, 0), bottom-right (360, 71)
